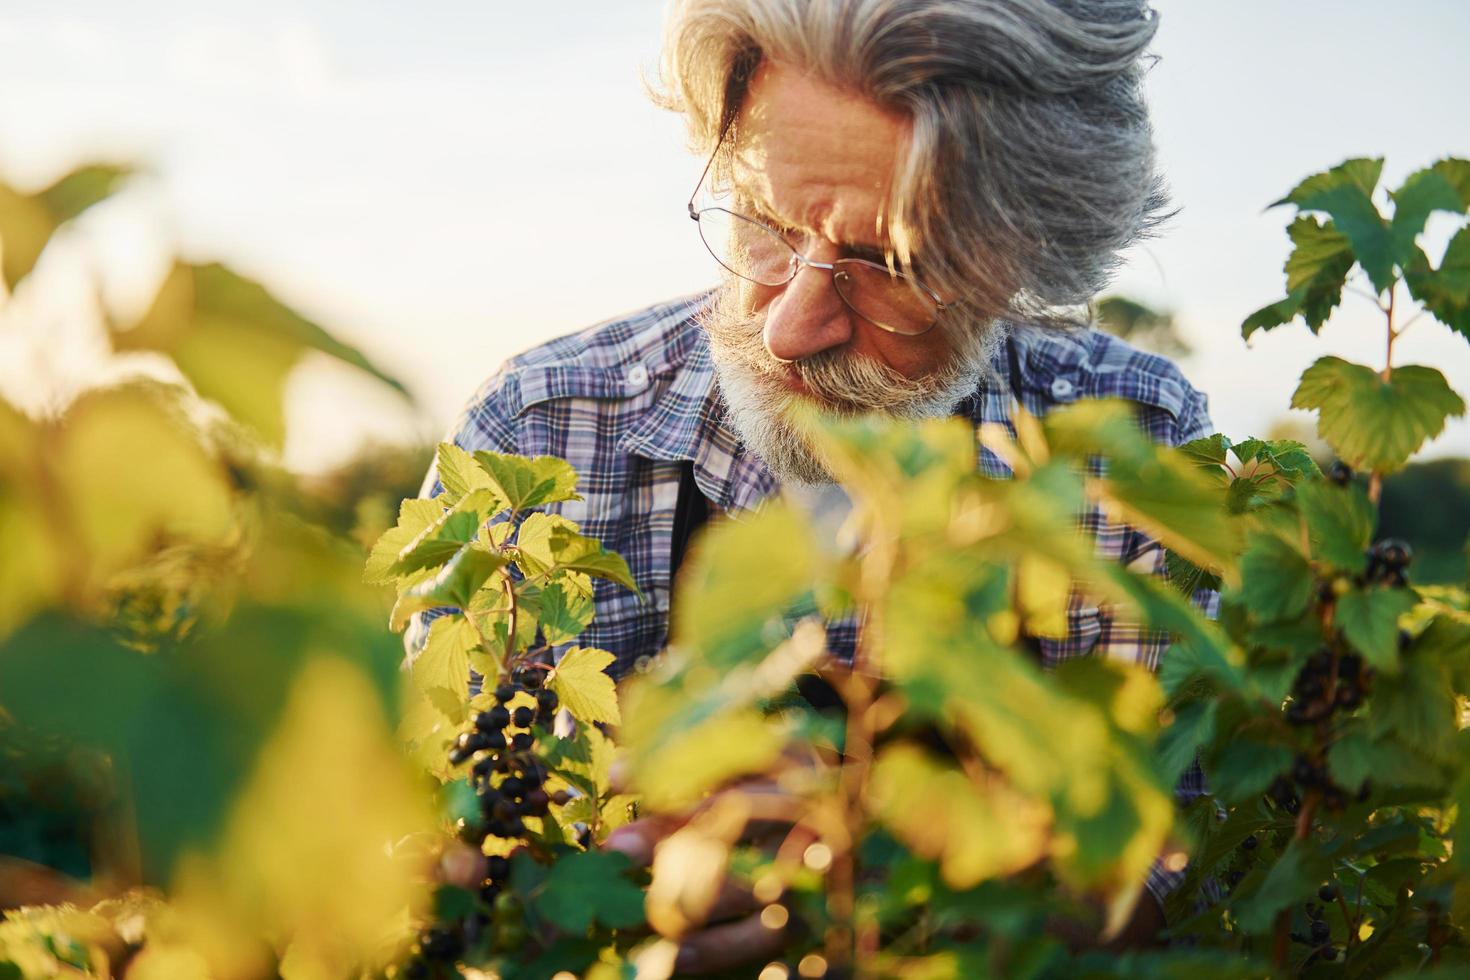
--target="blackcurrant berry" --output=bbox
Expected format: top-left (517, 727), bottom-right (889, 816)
top-left (494, 683), bottom-right (517, 703)
top-left (1327, 461), bottom-right (1352, 486)
top-left (1293, 757), bottom-right (1320, 786)
top-left (1319, 883), bottom-right (1339, 902)
top-left (1307, 649), bottom-right (1332, 675)
top-left (536, 689), bottom-right (559, 714)
top-left (511, 667), bottom-right (546, 690)
top-left (1335, 684), bottom-right (1362, 709)
top-left (483, 729), bottom-right (507, 751)
top-left (501, 776), bottom-right (525, 799)
top-left (1228, 870), bottom-right (1244, 887)
top-left (482, 706), bottom-right (510, 730)
top-left (551, 789), bottom-right (573, 806)
top-left (512, 732), bottom-right (534, 751)
top-left (1310, 919), bottom-right (1330, 944)
top-left (521, 765), bottom-right (546, 789)
top-left (1398, 629), bottom-right (1413, 653)
top-left (491, 798), bottom-right (517, 822)
top-left (1339, 653), bottom-right (1362, 678)
top-left (512, 706), bottom-right (533, 728)
top-left (1285, 700), bottom-right (1310, 726)
top-left (1242, 835), bottom-right (1258, 851)
top-left (521, 788), bottom-right (550, 815)
top-left (1376, 538), bottom-right (1412, 570)
top-left (486, 855), bottom-right (510, 881)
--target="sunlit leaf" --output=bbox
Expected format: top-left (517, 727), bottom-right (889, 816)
top-left (56, 384), bottom-right (235, 583)
top-left (470, 451), bottom-right (580, 512)
top-left (548, 646), bottom-right (620, 726)
top-left (389, 546), bottom-right (508, 631)
top-left (412, 614), bottom-right (479, 703)
top-left (193, 657), bottom-right (434, 979)
top-left (870, 742), bottom-right (1048, 889)
top-left (672, 502), bottom-right (816, 665)
top-left (1291, 357), bottom-right (1466, 473)
top-left (0, 164), bottom-right (130, 289)
top-left (435, 443), bottom-right (503, 509)
top-left (112, 262), bottom-right (408, 447)
top-left (363, 498), bottom-right (444, 585)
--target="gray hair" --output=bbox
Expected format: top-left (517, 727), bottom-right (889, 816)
top-left (654, 0), bottom-right (1169, 326)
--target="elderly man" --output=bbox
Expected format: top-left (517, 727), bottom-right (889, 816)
top-left (420, 0), bottom-right (1210, 968)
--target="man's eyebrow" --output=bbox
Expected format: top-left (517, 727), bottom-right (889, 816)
top-left (733, 181), bottom-right (896, 266)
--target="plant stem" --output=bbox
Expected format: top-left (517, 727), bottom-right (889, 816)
top-left (1369, 288), bottom-right (1398, 506)
top-left (1273, 792), bottom-right (1321, 969)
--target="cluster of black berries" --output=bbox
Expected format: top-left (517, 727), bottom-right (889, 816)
top-left (1364, 537), bottom-right (1413, 588)
top-left (1290, 883), bottom-right (1343, 964)
top-left (393, 667), bottom-right (564, 979)
top-left (1285, 649), bottom-right (1372, 727)
top-left (452, 670), bottom-right (561, 841)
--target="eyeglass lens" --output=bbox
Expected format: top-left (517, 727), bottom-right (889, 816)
top-left (695, 208), bottom-right (939, 335)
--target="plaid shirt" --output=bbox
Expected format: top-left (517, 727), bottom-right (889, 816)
top-left (412, 289), bottom-right (1216, 907)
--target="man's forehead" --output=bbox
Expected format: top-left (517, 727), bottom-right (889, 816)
top-left (728, 62), bottom-right (908, 255)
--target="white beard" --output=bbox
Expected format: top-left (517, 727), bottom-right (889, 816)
top-left (699, 283), bottom-right (1002, 485)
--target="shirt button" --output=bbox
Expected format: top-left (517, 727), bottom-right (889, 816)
top-left (1049, 377), bottom-right (1076, 400)
top-left (625, 363), bottom-right (649, 389)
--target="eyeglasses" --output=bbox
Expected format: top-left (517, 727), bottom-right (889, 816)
top-left (685, 139), bottom-right (948, 337)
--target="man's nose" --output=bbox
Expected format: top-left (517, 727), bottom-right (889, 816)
top-left (761, 257), bottom-right (854, 363)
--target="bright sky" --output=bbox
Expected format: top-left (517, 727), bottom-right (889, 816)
top-left (1, 0), bottom-right (1467, 471)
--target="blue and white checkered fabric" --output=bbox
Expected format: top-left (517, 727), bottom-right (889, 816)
top-left (411, 288), bottom-right (1218, 908)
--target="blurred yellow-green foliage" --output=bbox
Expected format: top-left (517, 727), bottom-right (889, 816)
top-left (0, 162), bottom-right (437, 977)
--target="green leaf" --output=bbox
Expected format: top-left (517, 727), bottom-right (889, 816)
top-left (1275, 158), bottom-right (1385, 208)
top-left (1205, 739), bottom-right (1291, 804)
top-left (413, 614), bottom-right (480, 701)
top-left (672, 502), bottom-right (817, 664)
top-left (471, 451), bottom-right (580, 512)
top-left (1, 164), bottom-right (131, 289)
top-left (1164, 549), bottom-right (1221, 599)
top-left (1405, 228), bottom-right (1470, 343)
top-left (1336, 587), bottom-right (1417, 672)
top-left (36, 164), bottom-right (133, 223)
top-left (1328, 729), bottom-right (1440, 794)
top-left (435, 443), bottom-right (503, 508)
top-left (389, 546), bottom-right (508, 631)
top-left (1370, 654), bottom-right (1457, 758)
top-left (1232, 839), bottom-right (1331, 934)
top-left (548, 646), bottom-right (621, 726)
top-left (1241, 293), bottom-right (1307, 340)
top-left (1390, 163), bottom-right (1469, 264)
top-left (1294, 184), bottom-right (1394, 295)
top-left (871, 742), bottom-right (1048, 889)
top-left (1157, 700), bottom-right (1217, 787)
top-left (389, 488), bottom-right (503, 577)
top-left (1178, 434), bottom-right (1230, 468)
top-left (112, 262), bottom-right (408, 446)
top-left (1291, 357), bottom-right (1466, 473)
top-left (537, 579), bottom-right (595, 646)
top-left (1238, 534), bottom-right (1314, 623)
top-left (364, 498), bottom-right (445, 585)
top-left (1295, 479), bottom-right (1373, 574)
top-left (529, 850), bottom-right (646, 932)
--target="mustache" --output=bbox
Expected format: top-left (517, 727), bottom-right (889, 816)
top-left (699, 288), bottom-right (956, 415)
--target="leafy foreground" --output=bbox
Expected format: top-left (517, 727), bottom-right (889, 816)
top-left (2, 153), bottom-right (1470, 979)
